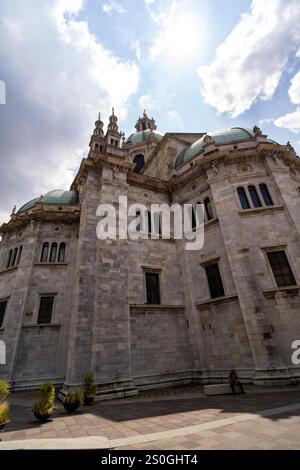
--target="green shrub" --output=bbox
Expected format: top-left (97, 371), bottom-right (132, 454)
top-left (0, 402), bottom-right (9, 425)
top-left (0, 381), bottom-right (10, 403)
top-left (83, 373), bottom-right (96, 401)
top-left (33, 382), bottom-right (56, 416)
top-left (0, 381), bottom-right (10, 425)
top-left (64, 390), bottom-right (83, 405)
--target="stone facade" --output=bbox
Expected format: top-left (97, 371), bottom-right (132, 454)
top-left (0, 111), bottom-right (300, 396)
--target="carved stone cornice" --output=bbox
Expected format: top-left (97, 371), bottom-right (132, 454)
top-left (70, 158), bottom-right (94, 191)
top-left (130, 304), bottom-right (185, 314)
top-left (170, 142), bottom-right (299, 189)
top-left (95, 153), bottom-right (134, 173)
top-left (259, 145), bottom-right (300, 170)
top-left (0, 206), bottom-right (80, 236)
top-left (128, 172), bottom-right (169, 194)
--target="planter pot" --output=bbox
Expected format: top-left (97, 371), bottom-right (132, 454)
top-left (83, 396), bottom-right (95, 405)
top-left (33, 407), bottom-right (56, 422)
top-left (63, 402), bottom-right (81, 413)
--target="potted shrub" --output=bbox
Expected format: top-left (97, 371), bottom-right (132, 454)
top-left (33, 382), bottom-right (56, 422)
top-left (83, 373), bottom-right (97, 405)
top-left (0, 380), bottom-right (10, 433)
top-left (63, 391), bottom-right (83, 413)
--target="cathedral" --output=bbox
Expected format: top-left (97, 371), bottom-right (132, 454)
top-left (0, 109), bottom-right (300, 397)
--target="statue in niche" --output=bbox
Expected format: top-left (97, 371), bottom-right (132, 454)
top-left (211, 159), bottom-right (224, 176)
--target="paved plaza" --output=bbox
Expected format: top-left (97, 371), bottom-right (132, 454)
top-left (1, 385), bottom-right (300, 450)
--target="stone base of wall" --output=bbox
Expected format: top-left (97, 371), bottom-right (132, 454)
top-left (133, 370), bottom-right (194, 391)
top-left (193, 369), bottom-right (254, 385)
top-left (10, 376), bottom-right (65, 391)
top-left (253, 368), bottom-right (300, 386)
top-left (59, 378), bottom-right (138, 402)
top-left (9, 367), bottom-right (300, 395)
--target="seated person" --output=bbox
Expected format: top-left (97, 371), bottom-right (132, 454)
top-left (229, 369), bottom-right (245, 395)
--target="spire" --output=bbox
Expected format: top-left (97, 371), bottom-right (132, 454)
top-left (93, 112), bottom-right (104, 137)
top-left (107, 107), bottom-right (119, 133)
top-left (135, 110), bottom-right (157, 132)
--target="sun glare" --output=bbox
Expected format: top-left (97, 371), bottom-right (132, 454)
top-left (163, 14), bottom-right (201, 65)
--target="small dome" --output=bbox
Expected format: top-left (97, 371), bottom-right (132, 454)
top-left (175, 127), bottom-right (272, 168)
top-left (17, 197), bottom-right (42, 214)
top-left (41, 190), bottom-right (78, 205)
top-left (125, 129), bottom-right (163, 146)
top-left (17, 190), bottom-right (78, 214)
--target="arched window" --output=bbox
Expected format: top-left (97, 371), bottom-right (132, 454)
top-left (41, 242), bottom-right (49, 263)
top-left (6, 250), bottom-right (12, 269)
top-left (237, 187), bottom-right (250, 210)
top-left (58, 243), bottom-right (66, 263)
top-left (148, 211), bottom-right (152, 234)
top-left (11, 248), bottom-right (18, 267)
top-left (49, 243), bottom-right (57, 263)
top-left (156, 213), bottom-right (162, 236)
top-left (191, 207), bottom-right (197, 230)
top-left (204, 197), bottom-right (213, 221)
top-left (95, 143), bottom-right (99, 151)
top-left (259, 184), bottom-right (273, 206)
top-left (16, 246), bottom-right (23, 266)
top-left (248, 186), bottom-right (262, 208)
top-left (133, 154), bottom-right (145, 174)
top-left (135, 210), bottom-right (141, 232)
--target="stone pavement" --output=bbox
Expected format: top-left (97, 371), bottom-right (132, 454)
top-left (1, 384), bottom-right (300, 450)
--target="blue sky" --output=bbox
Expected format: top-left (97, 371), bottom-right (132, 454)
top-left (0, 0), bottom-right (300, 223)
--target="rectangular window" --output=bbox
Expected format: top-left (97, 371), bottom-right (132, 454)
top-left (37, 296), bottom-right (54, 324)
top-left (205, 263), bottom-right (225, 299)
top-left (0, 300), bottom-right (7, 327)
top-left (267, 251), bottom-right (296, 287)
top-left (145, 271), bottom-right (161, 305)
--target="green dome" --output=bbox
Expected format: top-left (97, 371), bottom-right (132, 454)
top-left (41, 190), bottom-right (78, 205)
top-left (175, 127), bottom-right (259, 168)
top-left (17, 197), bottom-right (42, 214)
top-left (17, 190), bottom-right (78, 214)
top-left (125, 129), bottom-right (163, 146)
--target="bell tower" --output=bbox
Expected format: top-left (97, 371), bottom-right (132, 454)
top-left (106, 108), bottom-right (123, 148)
top-left (89, 112), bottom-right (105, 154)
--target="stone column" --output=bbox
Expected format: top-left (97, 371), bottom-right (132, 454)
top-left (91, 165), bottom-right (137, 397)
top-left (65, 162), bottom-right (137, 398)
top-left (65, 167), bottom-right (99, 386)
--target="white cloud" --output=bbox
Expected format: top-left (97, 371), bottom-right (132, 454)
top-left (288, 70), bottom-right (300, 105)
top-left (197, 0), bottom-right (300, 118)
top-left (138, 94), bottom-right (158, 110)
top-left (274, 108), bottom-right (300, 133)
top-left (0, 0), bottom-right (139, 219)
top-left (167, 110), bottom-right (183, 128)
top-left (274, 68), bottom-right (300, 132)
top-left (0, 209), bottom-right (11, 227)
top-left (131, 39), bottom-right (141, 61)
top-left (145, 0), bottom-right (155, 5)
top-left (102, 1), bottom-right (126, 15)
top-left (259, 118), bottom-right (274, 126)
